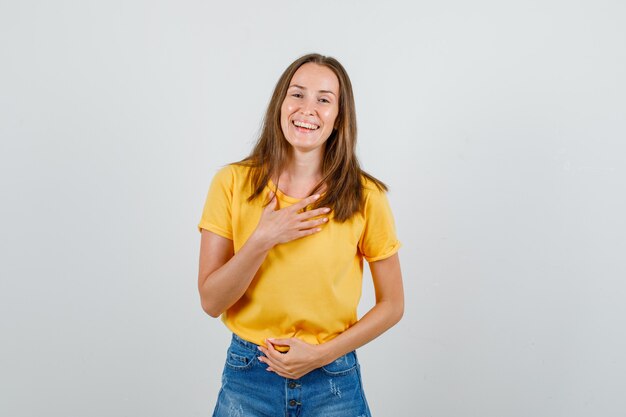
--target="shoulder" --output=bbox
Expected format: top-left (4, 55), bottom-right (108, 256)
top-left (212, 163), bottom-right (252, 184)
top-left (360, 174), bottom-right (388, 200)
top-left (358, 173), bottom-right (395, 217)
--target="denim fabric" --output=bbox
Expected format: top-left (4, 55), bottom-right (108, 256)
top-left (212, 333), bottom-right (371, 417)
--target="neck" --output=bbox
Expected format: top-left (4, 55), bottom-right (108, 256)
top-left (283, 148), bottom-right (324, 181)
top-left (273, 149), bottom-right (326, 198)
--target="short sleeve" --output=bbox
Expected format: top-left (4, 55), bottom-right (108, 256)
top-left (197, 165), bottom-right (234, 239)
top-left (358, 186), bottom-right (401, 262)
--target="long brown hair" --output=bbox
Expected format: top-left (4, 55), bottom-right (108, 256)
top-left (237, 53), bottom-right (386, 222)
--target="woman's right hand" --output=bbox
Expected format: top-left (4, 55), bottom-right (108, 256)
top-left (251, 192), bottom-right (331, 250)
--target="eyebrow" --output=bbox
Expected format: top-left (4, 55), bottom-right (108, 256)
top-left (289, 84), bottom-right (337, 97)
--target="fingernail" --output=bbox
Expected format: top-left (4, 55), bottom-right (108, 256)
top-left (323, 208), bottom-right (331, 213)
top-left (312, 194), bottom-right (320, 200)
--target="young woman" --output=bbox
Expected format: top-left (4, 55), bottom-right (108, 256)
top-left (197, 53), bottom-right (404, 417)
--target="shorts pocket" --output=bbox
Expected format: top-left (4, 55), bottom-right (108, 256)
top-left (321, 351), bottom-right (358, 376)
top-left (224, 342), bottom-right (257, 371)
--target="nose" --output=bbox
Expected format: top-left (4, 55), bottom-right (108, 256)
top-left (300, 97), bottom-right (316, 116)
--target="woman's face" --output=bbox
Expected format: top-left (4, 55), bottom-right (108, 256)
top-left (280, 63), bottom-right (340, 155)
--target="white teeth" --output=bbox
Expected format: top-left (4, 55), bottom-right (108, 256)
top-left (293, 120), bottom-right (319, 130)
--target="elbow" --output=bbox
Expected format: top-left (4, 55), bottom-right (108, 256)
top-left (396, 304), bottom-right (404, 323)
top-left (388, 299), bottom-right (404, 326)
top-left (200, 299), bottom-right (223, 318)
top-left (198, 278), bottom-right (224, 318)
top-left (392, 302), bottom-right (404, 325)
top-left (376, 298), bottom-right (404, 326)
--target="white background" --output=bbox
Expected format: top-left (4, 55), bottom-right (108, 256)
top-left (1, 1), bottom-right (625, 416)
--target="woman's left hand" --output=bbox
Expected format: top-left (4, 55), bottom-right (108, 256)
top-left (257, 337), bottom-right (328, 379)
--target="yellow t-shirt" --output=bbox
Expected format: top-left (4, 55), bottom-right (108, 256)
top-left (198, 163), bottom-right (401, 346)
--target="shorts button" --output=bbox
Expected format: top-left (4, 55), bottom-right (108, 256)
top-left (288, 382), bottom-right (297, 389)
top-left (289, 399), bottom-right (297, 406)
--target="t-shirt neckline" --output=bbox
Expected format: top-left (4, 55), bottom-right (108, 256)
top-left (267, 178), bottom-right (306, 204)
top-left (266, 178), bottom-right (327, 204)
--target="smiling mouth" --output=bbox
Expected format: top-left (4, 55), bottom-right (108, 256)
top-left (293, 120), bottom-right (320, 130)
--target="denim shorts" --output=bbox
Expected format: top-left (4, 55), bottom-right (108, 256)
top-left (212, 333), bottom-right (372, 417)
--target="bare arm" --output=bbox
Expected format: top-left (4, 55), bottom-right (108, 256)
top-left (317, 252), bottom-right (404, 359)
top-left (198, 193), bottom-right (330, 317)
top-left (197, 230), bottom-right (267, 317)
top-left (258, 252), bottom-right (404, 378)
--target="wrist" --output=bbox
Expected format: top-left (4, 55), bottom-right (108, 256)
top-left (247, 231), bottom-right (275, 253)
top-left (317, 341), bottom-right (338, 367)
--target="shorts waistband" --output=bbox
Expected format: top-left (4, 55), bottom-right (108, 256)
top-left (231, 333), bottom-right (260, 352)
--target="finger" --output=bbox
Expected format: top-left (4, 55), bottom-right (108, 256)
top-left (259, 352), bottom-right (290, 375)
top-left (267, 338), bottom-right (294, 346)
top-left (257, 345), bottom-right (270, 359)
top-left (264, 340), bottom-right (287, 363)
top-left (258, 355), bottom-right (273, 368)
top-left (297, 217), bottom-right (328, 230)
top-left (297, 207), bottom-right (331, 220)
top-left (290, 194), bottom-right (321, 212)
top-left (272, 369), bottom-right (296, 379)
top-left (260, 354), bottom-right (284, 370)
top-left (292, 227), bottom-right (323, 240)
top-left (266, 366), bottom-right (293, 379)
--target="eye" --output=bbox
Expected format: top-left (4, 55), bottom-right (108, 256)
top-left (319, 98), bottom-right (330, 103)
top-left (291, 92), bottom-right (303, 98)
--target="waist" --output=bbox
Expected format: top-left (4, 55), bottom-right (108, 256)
top-left (231, 332), bottom-right (260, 352)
